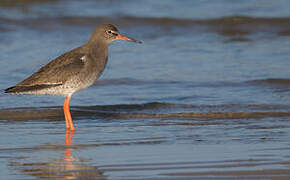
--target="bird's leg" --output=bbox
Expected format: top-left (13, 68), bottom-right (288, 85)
top-left (63, 98), bottom-right (70, 130)
top-left (63, 96), bottom-right (75, 131)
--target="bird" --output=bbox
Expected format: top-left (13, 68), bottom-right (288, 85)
top-left (5, 24), bottom-right (142, 131)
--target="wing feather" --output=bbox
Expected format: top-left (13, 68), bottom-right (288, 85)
top-left (5, 47), bottom-right (87, 93)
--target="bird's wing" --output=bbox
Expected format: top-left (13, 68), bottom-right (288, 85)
top-left (16, 50), bottom-right (86, 87)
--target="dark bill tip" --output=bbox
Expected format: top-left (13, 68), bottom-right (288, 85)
top-left (128, 38), bottom-right (142, 44)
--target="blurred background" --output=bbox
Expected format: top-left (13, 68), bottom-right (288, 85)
top-left (1, 0), bottom-right (290, 179)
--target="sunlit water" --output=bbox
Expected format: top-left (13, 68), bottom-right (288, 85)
top-left (1, 0), bottom-right (290, 179)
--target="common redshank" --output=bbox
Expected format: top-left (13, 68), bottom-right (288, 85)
top-left (5, 24), bottom-right (141, 131)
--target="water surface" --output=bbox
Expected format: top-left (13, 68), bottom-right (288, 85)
top-left (1, 0), bottom-right (290, 179)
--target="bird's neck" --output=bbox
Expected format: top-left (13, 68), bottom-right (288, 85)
top-left (83, 40), bottom-right (109, 76)
top-left (85, 40), bottom-right (108, 58)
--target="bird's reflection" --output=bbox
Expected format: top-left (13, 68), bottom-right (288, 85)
top-left (60, 130), bottom-right (106, 179)
top-left (10, 131), bottom-right (106, 180)
top-left (64, 130), bottom-right (74, 163)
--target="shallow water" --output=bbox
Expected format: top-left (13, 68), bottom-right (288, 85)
top-left (1, 0), bottom-right (290, 179)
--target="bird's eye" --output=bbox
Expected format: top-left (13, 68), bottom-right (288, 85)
top-left (107, 30), bottom-right (118, 36)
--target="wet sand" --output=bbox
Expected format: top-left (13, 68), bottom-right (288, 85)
top-left (1, 102), bottom-right (290, 179)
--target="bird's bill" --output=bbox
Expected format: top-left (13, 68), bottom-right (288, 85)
top-left (116, 34), bottom-right (142, 44)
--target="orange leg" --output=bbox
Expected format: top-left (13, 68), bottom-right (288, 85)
top-left (63, 96), bottom-right (75, 131)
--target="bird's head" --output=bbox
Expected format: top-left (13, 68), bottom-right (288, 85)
top-left (89, 24), bottom-right (142, 44)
